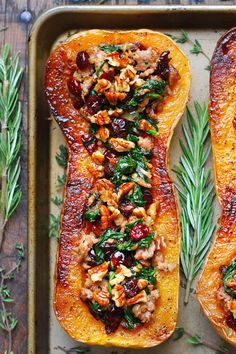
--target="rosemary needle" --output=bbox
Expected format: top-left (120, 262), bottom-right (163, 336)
top-left (173, 102), bottom-right (216, 304)
top-left (0, 44), bottom-right (23, 250)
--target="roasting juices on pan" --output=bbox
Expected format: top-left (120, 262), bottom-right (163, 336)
top-left (197, 27), bottom-right (236, 347)
top-left (45, 30), bottom-right (191, 347)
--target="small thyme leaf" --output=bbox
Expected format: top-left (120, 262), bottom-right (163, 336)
top-left (57, 345), bottom-right (90, 353)
top-left (55, 144), bottom-right (68, 168)
top-left (49, 214), bottom-right (60, 240)
top-left (190, 39), bottom-right (203, 55)
top-left (173, 326), bottom-right (185, 340)
top-left (173, 102), bottom-right (216, 304)
top-left (165, 30), bottom-right (189, 44)
top-left (57, 173), bottom-right (66, 187)
top-left (0, 243), bottom-right (25, 353)
top-left (205, 63), bottom-right (211, 71)
top-left (187, 334), bottom-right (202, 345)
top-left (51, 196), bottom-right (62, 207)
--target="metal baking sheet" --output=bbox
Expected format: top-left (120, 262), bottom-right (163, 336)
top-left (28, 5), bottom-right (236, 354)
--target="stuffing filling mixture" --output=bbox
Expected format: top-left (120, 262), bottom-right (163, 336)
top-left (217, 258), bottom-right (236, 331)
top-left (67, 42), bottom-right (180, 333)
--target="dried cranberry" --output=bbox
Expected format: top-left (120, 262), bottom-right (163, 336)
top-left (73, 96), bottom-right (84, 109)
top-left (104, 149), bottom-right (119, 161)
top-left (85, 95), bottom-right (104, 115)
top-left (131, 42), bottom-right (147, 51)
top-left (100, 242), bottom-right (117, 259)
top-left (111, 251), bottom-right (133, 268)
top-left (142, 189), bottom-right (153, 207)
top-left (123, 279), bottom-right (138, 298)
top-left (109, 117), bottom-right (130, 138)
top-left (226, 313), bottom-right (236, 331)
top-left (76, 50), bottom-right (90, 71)
top-left (87, 142), bottom-right (98, 154)
top-left (118, 199), bottom-right (135, 216)
top-left (100, 69), bottom-right (115, 81)
top-left (87, 248), bottom-right (98, 267)
top-left (129, 223), bottom-right (150, 241)
top-left (104, 149), bottom-right (118, 177)
top-left (157, 51), bottom-right (170, 80)
top-left (67, 76), bottom-right (82, 96)
top-left (219, 265), bottom-right (228, 277)
top-left (105, 305), bottom-right (123, 334)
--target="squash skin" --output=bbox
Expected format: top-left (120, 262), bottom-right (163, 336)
top-left (197, 28), bottom-right (236, 346)
top-left (45, 30), bottom-right (191, 347)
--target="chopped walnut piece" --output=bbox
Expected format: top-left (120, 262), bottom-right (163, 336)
top-left (93, 290), bottom-right (110, 307)
top-left (96, 126), bottom-right (110, 142)
top-left (126, 290), bottom-right (147, 305)
top-left (105, 92), bottom-right (127, 105)
top-left (112, 284), bottom-right (126, 307)
top-left (157, 261), bottom-right (176, 272)
top-left (109, 138), bottom-right (135, 152)
top-left (92, 150), bottom-right (105, 164)
top-left (88, 261), bottom-right (109, 282)
top-left (90, 110), bottom-right (110, 125)
top-left (94, 78), bottom-right (111, 93)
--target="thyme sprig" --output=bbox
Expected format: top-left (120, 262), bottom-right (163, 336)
top-left (0, 243), bottom-right (25, 354)
top-left (49, 144), bottom-right (68, 240)
top-left (173, 327), bottom-right (231, 354)
top-left (166, 30), bottom-right (211, 71)
top-left (57, 345), bottom-right (90, 354)
top-left (173, 102), bottom-right (215, 304)
top-left (0, 44), bottom-right (23, 250)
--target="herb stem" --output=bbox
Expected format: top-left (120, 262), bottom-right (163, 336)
top-left (184, 330), bottom-right (230, 353)
top-left (0, 77), bottom-right (8, 249)
top-left (184, 252), bottom-right (196, 304)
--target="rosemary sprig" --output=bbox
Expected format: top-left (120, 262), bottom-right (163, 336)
top-left (166, 30), bottom-right (211, 71)
top-left (0, 243), bottom-right (25, 354)
top-left (173, 327), bottom-right (231, 354)
top-left (173, 102), bottom-right (215, 304)
top-left (0, 44), bottom-right (23, 250)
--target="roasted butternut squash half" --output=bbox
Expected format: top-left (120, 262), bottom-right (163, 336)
top-left (45, 30), bottom-right (191, 347)
top-left (197, 28), bottom-right (236, 346)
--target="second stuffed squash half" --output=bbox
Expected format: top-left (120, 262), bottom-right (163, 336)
top-left (45, 30), bottom-right (191, 347)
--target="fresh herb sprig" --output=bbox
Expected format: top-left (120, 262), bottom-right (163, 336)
top-left (0, 243), bottom-right (25, 354)
top-left (173, 102), bottom-right (215, 304)
top-left (0, 44), bottom-right (23, 250)
top-left (173, 326), bottom-right (231, 354)
top-left (166, 30), bottom-right (211, 71)
top-left (57, 345), bottom-right (90, 354)
top-left (49, 144), bottom-right (68, 241)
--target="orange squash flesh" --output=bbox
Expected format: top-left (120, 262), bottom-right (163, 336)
top-left (45, 30), bottom-right (191, 347)
top-left (197, 28), bottom-right (236, 346)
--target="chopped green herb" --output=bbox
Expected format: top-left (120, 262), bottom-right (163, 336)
top-left (129, 184), bottom-right (145, 207)
top-left (84, 209), bottom-right (100, 222)
top-left (99, 44), bottom-right (123, 53)
top-left (223, 258), bottom-right (236, 298)
top-left (95, 60), bottom-right (107, 77)
top-left (123, 307), bottom-right (140, 329)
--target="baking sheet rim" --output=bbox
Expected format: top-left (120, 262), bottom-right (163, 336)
top-left (28, 5), bottom-right (236, 354)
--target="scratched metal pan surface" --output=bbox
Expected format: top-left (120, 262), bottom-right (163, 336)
top-left (28, 5), bottom-right (236, 354)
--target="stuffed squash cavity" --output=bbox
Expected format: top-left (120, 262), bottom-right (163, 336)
top-left (45, 30), bottom-right (191, 347)
top-left (197, 28), bottom-right (236, 347)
